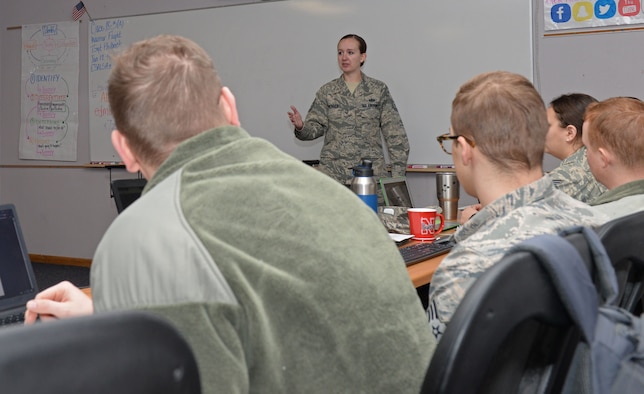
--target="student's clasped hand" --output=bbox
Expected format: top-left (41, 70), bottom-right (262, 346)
top-left (459, 204), bottom-right (482, 225)
top-left (24, 281), bottom-right (94, 324)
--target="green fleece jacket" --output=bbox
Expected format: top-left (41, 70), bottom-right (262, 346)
top-left (91, 126), bottom-right (433, 393)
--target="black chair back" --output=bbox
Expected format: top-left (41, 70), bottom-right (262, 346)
top-left (421, 250), bottom-right (579, 393)
top-left (0, 311), bottom-right (201, 394)
top-left (597, 211), bottom-right (644, 313)
top-left (110, 178), bottom-right (147, 213)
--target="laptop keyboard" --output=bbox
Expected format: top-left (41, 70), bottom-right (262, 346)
top-left (399, 240), bottom-right (455, 266)
top-left (0, 312), bottom-right (25, 328)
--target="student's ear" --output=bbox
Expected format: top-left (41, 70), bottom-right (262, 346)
top-left (597, 147), bottom-right (613, 168)
top-left (111, 130), bottom-right (142, 174)
top-left (458, 136), bottom-right (474, 166)
top-left (220, 87), bottom-right (240, 126)
top-left (565, 125), bottom-right (578, 142)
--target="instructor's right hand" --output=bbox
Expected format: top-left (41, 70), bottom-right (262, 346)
top-left (287, 105), bottom-right (303, 130)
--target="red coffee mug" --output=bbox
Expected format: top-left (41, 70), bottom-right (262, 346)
top-left (408, 208), bottom-right (445, 241)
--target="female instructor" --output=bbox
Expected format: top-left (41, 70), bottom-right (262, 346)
top-left (288, 34), bottom-right (409, 185)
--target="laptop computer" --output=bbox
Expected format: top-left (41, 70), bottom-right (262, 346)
top-left (379, 176), bottom-right (414, 207)
top-left (0, 204), bottom-right (39, 326)
top-left (111, 178), bottom-right (147, 214)
top-left (379, 176), bottom-right (459, 230)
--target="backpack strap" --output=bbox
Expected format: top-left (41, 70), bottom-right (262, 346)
top-left (508, 231), bottom-right (603, 343)
top-left (559, 226), bottom-right (619, 305)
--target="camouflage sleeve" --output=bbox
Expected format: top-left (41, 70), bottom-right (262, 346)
top-left (549, 167), bottom-right (578, 195)
top-left (427, 245), bottom-right (492, 331)
top-left (379, 85), bottom-right (409, 177)
top-left (549, 166), bottom-right (606, 203)
top-left (294, 88), bottom-right (328, 141)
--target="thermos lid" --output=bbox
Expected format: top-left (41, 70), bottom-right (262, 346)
top-left (353, 158), bottom-right (374, 177)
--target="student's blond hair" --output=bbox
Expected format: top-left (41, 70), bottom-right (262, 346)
top-left (108, 35), bottom-right (224, 168)
top-left (450, 71), bottom-right (548, 172)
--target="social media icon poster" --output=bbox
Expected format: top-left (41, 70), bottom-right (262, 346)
top-left (545, 0), bottom-right (644, 31)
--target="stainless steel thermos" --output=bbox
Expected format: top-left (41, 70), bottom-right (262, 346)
top-left (351, 159), bottom-right (377, 212)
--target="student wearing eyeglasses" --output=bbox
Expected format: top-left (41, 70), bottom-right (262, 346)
top-left (426, 71), bottom-right (607, 346)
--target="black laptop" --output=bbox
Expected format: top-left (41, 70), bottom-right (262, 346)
top-left (0, 204), bottom-right (39, 326)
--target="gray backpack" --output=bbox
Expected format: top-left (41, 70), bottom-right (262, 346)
top-left (513, 227), bottom-right (644, 394)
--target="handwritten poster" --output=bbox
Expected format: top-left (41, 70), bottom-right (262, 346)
top-left (20, 21), bottom-right (79, 161)
top-left (88, 18), bottom-right (126, 162)
top-left (545, 0), bottom-right (644, 31)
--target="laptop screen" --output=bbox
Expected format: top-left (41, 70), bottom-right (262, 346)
top-left (0, 204), bottom-right (38, 303)
top-left (380, 177), bottom-right (414, 207)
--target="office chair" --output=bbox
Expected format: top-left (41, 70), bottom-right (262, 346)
top-left (0, 311), bottom-right (201, 394)
top-left (421, 247), bottom-right (584, 393)
top-left (110, 178), bottom-right (147, 213)
top-left (597, 211), bottom-right (644, 313)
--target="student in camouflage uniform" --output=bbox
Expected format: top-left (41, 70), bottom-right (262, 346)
top-left (427, 72), bottom-right (608, 346)
top-left (288, 34), bottom-right (409, 185)
top-left (583, 97), bottom-right (644, 219)
top-left (545, 93), bottom-right (606, 202)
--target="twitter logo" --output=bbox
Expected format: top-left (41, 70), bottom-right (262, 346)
top-left (595, 0), bottom-right (617, 19)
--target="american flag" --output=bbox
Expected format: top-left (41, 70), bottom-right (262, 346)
top-left (72, 1), bottom-right (87, 21)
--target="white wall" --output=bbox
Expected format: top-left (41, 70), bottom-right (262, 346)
top-left (2, 0), bottom-right (529, 258)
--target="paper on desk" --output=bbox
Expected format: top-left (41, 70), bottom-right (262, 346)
top-left (389, 233), bottom-right (414, 243)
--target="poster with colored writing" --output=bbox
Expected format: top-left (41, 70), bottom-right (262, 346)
top-left (88, 18), bottom-right (127, 162)
top-left (20, 21), bottom-right (79, 161)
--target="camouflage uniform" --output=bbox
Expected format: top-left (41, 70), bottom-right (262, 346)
top-left (295, 73), bottom-right (409, 185)
top-left (426, 176), bottom-right (608, 342)
top-left (378, 205), bottom-right (443, 234)
top-left (549, 146), bottom-right (606, 203)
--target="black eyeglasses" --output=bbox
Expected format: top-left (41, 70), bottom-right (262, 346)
top-left (436, 132), bottom-right (476, 155)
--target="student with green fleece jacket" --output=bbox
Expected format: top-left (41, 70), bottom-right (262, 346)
top-left (24, 35), bottom-right (433, 393)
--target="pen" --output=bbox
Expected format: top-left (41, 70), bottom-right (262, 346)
top-left (436, 165), bottom-right (455, 169)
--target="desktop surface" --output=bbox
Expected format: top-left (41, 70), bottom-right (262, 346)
top-left (399, 228), bottom-right (456, 288)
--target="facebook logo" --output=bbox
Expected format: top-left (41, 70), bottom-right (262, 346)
top-left (551, 4), bottom-right (572, 23)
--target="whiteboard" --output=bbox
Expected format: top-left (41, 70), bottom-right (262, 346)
top-left (88, 0), bottom-right (533, 163)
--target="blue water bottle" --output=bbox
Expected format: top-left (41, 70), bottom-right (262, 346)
top-left (351, 159), bottom-right (378, 213)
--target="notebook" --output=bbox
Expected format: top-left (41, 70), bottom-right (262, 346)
top-left (379, 176), bottom-right (459, 230)
top-left (0, 204), bottom-right (39, 326)
top-left (111, 178), bottom-right (147, 214)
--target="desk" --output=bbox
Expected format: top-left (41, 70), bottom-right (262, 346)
top-left (405, 250), bottom-right (447, 288)
top-left (403, 229), bottom-right (455, 288)
top-left (403, 240), bottom-right (449, 288)
top-left (79, 242), bottom-right (448, 296)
